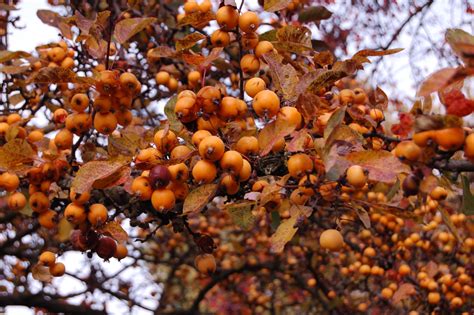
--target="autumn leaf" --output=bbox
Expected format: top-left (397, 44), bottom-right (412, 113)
top-left (114, 17), bottom-right (157, 44)
top-left (274, 25), bottom-right (313, 54)
top-left (392, 283), bottom-right (416, 305)
top-left (298, 6), bottom-right (332, 23)
top-left (323, 124), bottom-right (365, 157)
top-left (307, 70), bottom-right (348, 94)
top-left (262, 52), bottom-right (299, 101)
top-left (324, 106), bottom-right (346, 139)
top-left (225, 201), bottom-right (256, 230)
top-left (71, 159), bottom-right (129, 194)
top-left (0, 51), bottom-right (31, 63)
top-left (270, 205), bottom-right (312, 253)
top-left (352, 48), bottom-right (404, 64)
top-left (370, 86), bottom-right (389, 110)
top-left (164, 96), bottom-right (184, 134)
top-left (416, 67), bottom-right (468, 97)
top-left (286, 129), bottom-right (312, 153)
top-left (93, 166), bottom-right (130, 190)
top-left (27, 67), bottom-right (94, 85)
top-left (177, 10), bottom-right (215, 29)
top-left (351, 203), bottom-right (371, 228)
top-left (258, 117), bottom-right (298, 156)
top-left (176, 32), bottom-right (206, 52)
top-left (37, 9), bottom-right (73, 39)
top-left (147, 46), bottom-right (176, 59)
top-left (313, 51), bottom-right (335, 67)
top-left (182, 184), bottom-right (218, 215)
top-left (32, 264), bottom-right (53, 283)
top-left (264, 0), bottom-right (293, 12)
top-left (445, 28), bottom-right (474, 66)
top-left (260, 175), bottom-right (290, 207)
top-left (100, 221), bottom-right (129, 242)
top-left (55, 217), bottom-right (74, 242)
top-left (0, 139), bottom-right (35, 174)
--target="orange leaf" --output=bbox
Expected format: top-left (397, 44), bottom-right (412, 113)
top-left (0, 139), bottom-right (35, 174)
top-left (264, 0), bottom-right (292, 12)
top-left (0, 50), bottom-right (31, 63)
top-left (177, 10), bottom-right (215, 29)
top-left (27, 67), bottom-right (94, 85)
top-left (258, 117), bottom-right (297, 156)
top-left (262, 52), bottom-right (299, 101)
top-left (176, 32), bottom-right (206, 52)
top-left (445, 28), bottom-right (474, 66)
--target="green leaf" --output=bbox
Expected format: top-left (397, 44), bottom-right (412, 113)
top-left (183, 184), bottom-right (218, 215)
top-left (298, 6), bottom-right (332, 23)
top-left (114, 17), bottom-right (157, 44)
top-left (226, 201), bottom-right (256, 230)
top-left (461, 175), bottom-right (474, 215)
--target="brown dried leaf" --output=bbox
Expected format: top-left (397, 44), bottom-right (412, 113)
top-left (352, 48), bottom-right (403, 63)
top-left (274, 25), bottom-right (313, 54)
top-left (177, 10), bottom-right (215, 29)
top-left (0, 139), bottom-right (35, 174)
top-left (324, 106), bottom-right (346, 139)
top-left (264, 0), bottom-right (293, 12)
top-left (298, 6), bottom-right (332, 23)
top-left (114, 17), bottom-right (157, 44)
top-left (307, 70), bottom-right (348, 94)
top-left (147, 46), bottom-right (176, 59)
top-left (100, 221), bottom-right (128, 242)
top-left (183, 184), bottom-right (218, 215)
top-left (0, 50), bottom-right (31, 63)
top-left (32, 263), bottom-right (53, 283)
top-left (392, 283), bottom-right (416, 305)
top-left (176, 32), bottom-right (206, 52)
top-left (262, 52), bottom-right (299, 101)
top-left (55, 217), bottom-right (74, 242)
top-left (258, 117), bottom-right (297, 156)
top-left (416, 67), bottom-right (468, 98)
top-left (92, 166), bottom-right (130, 190)
top-left (445, 28), bottom-right (474, 66)
top-left (225, 201), bottom-right (256, 230)
top-left (313, 51), bottom-right (335, 67)
top-left (71, 159), bottom-right (129, 194)
top-left (37, 9), bottom-right (73, 39)
top-left (28, 67), bottom-right (94, 85)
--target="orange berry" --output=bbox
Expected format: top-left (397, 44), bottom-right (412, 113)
top-left (93, 95), bottom-right (113, 113)
top-left (346, 165), bottom-right (367, 188)
top-left (394, 141), bottom-right (422, 161)
top-left (94, 111), bottom-right (117, 134)
top-left (381, 287), bottom-right (393, 299)
top-left (210, 29), bottom-right (230, 47)
top-left (192, 129), bottom-right (212, 147)
top-left (7, 192), bottom-right (27, 211)
top-left (319, 229), bottom-right (344, 251)
top-left (255, 41), bottom-right (274, 58)
top-left (220, 174), bottom-right (239, 195)
top-left (192, 159), bottom-right (217, 184)
top-left (194, 254), bottom-right (216, 275)
top-left (155, 71), bottom-right (170, 85)
top-left (69, 189), bottom-right (90, 205)
top-left (131, 176), bottom-right (153, 200)
top-left (29, 192), bottom-right (50, 214)
top-left (238, 159), bottom-right (252, 181)
top-left (434, 127), bottom-right (465, 150)
top-left (464, 133), bottom-right (474, 159)
top-left (70, 93), bottom-right (89, 112)
top-left (252, 90), bottom-right (280, 118)
top-left (220, 150), bottom-right (244, 174)
top-left (88, 203), bottom-right (108, 226)
top-left (413, 130), bottom-right (436, 147)
top-left (154, 129), bottom-right (178, 153)
top-left (27, 130), bottom-right (44, 142)
top-left (39, 251), bottom-right (56, 266)
top-left (287, 153), bottom-right (313, 178)
top-left (151, 188), bottom-right (176, 211)
top-left (168, 163), bottom-right (189, 182)
top-left (54, 128), bottom-right (74, 150)
top-left (235, 136), bottom-right (259, 155)
top-left (239, 11), bottom-right (260, 33)
top-left (0, 172), bottom-right (20, 192)
top-left (241, 32), bottom-right (259, 50)
top-left (240, 54), bottom-right (260, 75)
top-left (64, 203), bottom-right (86, 224)
top-left (199, 135), bottom-right (225, 161)
top-left (278, 106), bottom-right (302, 128)
top-left (245, 77), bottom-right (266, 98)
top-left (38, 209), bottom-right (57, 229)
top-left (114, 243), bottom-right (128, 260)
top-left (50, 262), bottom-right (65, 277)
top-left (428, 292), bottom-right (440, 304)
top-left (216, 5), bottom-right (239, 30)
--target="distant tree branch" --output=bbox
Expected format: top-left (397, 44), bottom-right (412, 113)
top-left (0, 294), bottom-right (106, 315)
top-left (433, 160), bottom-right (474, 172)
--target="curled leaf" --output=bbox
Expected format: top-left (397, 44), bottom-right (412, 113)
top-left (114, 17), bottom-right (157, 44)
top-left (71, 159), bottom-right (129, 194)
top-left (183, 184), bottom-right (218, 215)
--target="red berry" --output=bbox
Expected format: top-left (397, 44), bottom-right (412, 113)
top-left (148, 165), bottom-right (171, 189)
top-left (96, 236), bottom-right (117, 260)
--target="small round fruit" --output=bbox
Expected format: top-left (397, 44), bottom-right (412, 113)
top-left (394, 141), bottom-right (422, 161)
top-left (339, 89), bottom-right (355, 105)
top-left (151, 189), bottom-right (176, 211)
top-left (346, 165), bottom-right (367, 188)
top-left (188, 71), bottom-right (201, 85)
top-left (381, 287), bottom-right (393, 300)
top-left (28, 130), bottom-right (44, 142)
top-left (0, 172), bottom-right (20, 192)
top-left (278, 106), bottom-right (302, 128)
top-left (114, 244), bottom-right (128, 260)
top-left (94, 111), bottom-right (117, 134)
top-left (154, 129), bottom-right (178, 153)
top-left (69, 189), bottom-right (90, 205)
top-left (252, 90), bottom-right (280, 118)
top-left (220, 174), bottom-right (239, 195)
top-left (319, 229), bottom-right (344, 251)
top-left (199, 136), bottom-right (225, 161)
top-left (70, 93), bottom-right (89, 112)
top-left (241, 32), bottom-right (259, 50)
top-left (183, 0), bottom-right (199, 14)
top-left (235, 136), bottom-right (259, 155)
top-left (54, 128), bottom-right (73, 150)
top-left (245, 77), bottom-right (266, 98)
top-left (168, 163), bottom-right (189, 182)
top-left (240, 54), bottom-right (260, 75)
top-left (192, 160), bottom-right (217, 184)
top-left (39, 251), bottom-right (56, 266)
top-left (239, 11), bottom-right (260, 33)
top-left (192, 130), bottom-right (212, 147)
top-left (428, 292), bottom-right (440, 304)
top-left (220, 150), bottom-right (244, 174)
top-left (369, 108), bottom-right (384, 122)
top-left (131, 176), bottom-right (153, 200)
top-left (255, 41), bottom-right (274, 58)
top-left (155, 71), bottom-right (170, 85)
top-left (29, 192), bottom-right (50, 213)
top-left (287, 153), bottom-right (313, 178)
top-left (49, 262), bottom-right (65, 277)
top-left (238, 159), bottom-right (252, 181)
top-left (430, 186), bottom-right (448, 200)
top-left (170, 145), bottom-right (192, 161)
top-left (88, 203), bottom-right (108, 226)
top-left (413, 130), bottom-right (436, 147)
top-left (398, 264), bottom-right (411, 276)
top-left (64, 203), bottom-right (86, 224)
top-left (194, 254), bottom-right (216, 275)
top-left (96, 236), bottom-right (117, 260)
top-left (464, 133), bottom-right (474, 159)
top-left (434, 127), bottom-right (465, 150)
top-left (216, 5), bottom-right (239, 30)
top-left (210, 29), bottom-right (230, 47)
top-left (148, 165), bottom-right (172, 188)
top-left (38, 209), bottom-right (57, 229)
top-left (8, 192), bottom-right (27, 211)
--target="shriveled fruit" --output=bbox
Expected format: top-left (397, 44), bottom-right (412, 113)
top-left (319, 229), bottom-right (344, 251)
top-left (96, 236), bottom-right (117, 260)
